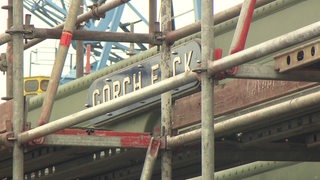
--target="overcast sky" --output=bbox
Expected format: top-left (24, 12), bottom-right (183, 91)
top-left (0, 0), bottom-right (243, 103)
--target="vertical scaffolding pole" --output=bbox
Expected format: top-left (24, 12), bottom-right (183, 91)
top-left (5, 0), bottom-right (13, 99)
top-left (85, 44), bottom-right (91, 74)
top-left (201, 0), bottom-right (215, 179)
top-left (38, 0), bottom-right (81, 126)
top-left (149, 0), bottom-right (157, 48)
top-left (127, 23), bottom-right (135, 56)
top-left (12, 0), bottom-right (24, 179)
top-left (76, 0), bottom-right (84, 78)
top-left (160, 0), bottom-right (172, 179)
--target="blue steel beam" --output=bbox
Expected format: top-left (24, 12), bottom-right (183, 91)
top-left (126, 2), bottom-right (148, 25)
top-left (23, 0), bottom-right (67, 26)
top-left (96, 4), bottom-right (125, 70)
top-left (193, 0), bottom-right (201, 21)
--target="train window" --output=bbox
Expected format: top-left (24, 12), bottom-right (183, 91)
top-left (25, 80), bottom-right (39, 92)
top-left (24, 76), bottom-right (49, 95)
top-left (40, 80), bottom-right (49, 91)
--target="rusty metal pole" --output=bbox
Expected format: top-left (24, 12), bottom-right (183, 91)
top-left (11, 0), bottom-right (24, 179)
top-left (127, 23), bottom-right (135, 56)
top-left (201, 0), bottom-right (215, 179)
top-left (75, 41), bottom-right (84, 78)
top-left (0, 33), bottom-right (12, 46)
top-left (160, 0), bottom-right (173, 179)
top-left (76, 0), bottom-right (84, 78)
top-left (4, 0), bottom-right (13, 100)
top-left (38, 0), bottom-right (81, 126)
top-left (149, 0), bottom-right (157, 48)
top-left (30, 28), bottom-right (160, 44)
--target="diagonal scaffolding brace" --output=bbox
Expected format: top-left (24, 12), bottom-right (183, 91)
top-left (140, 137), bottom-right (161, 180)
top-left (37, 0), bottom-right (81, 126)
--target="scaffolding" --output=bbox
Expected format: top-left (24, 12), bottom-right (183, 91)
top-left (1, 0), bottom-right (320, 179)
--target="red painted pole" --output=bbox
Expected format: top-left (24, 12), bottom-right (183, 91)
top-left (227, 0), bottom-right (256, 76)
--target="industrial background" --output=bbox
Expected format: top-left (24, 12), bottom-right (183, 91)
top-left (1, 0), bottom-right (320, 179)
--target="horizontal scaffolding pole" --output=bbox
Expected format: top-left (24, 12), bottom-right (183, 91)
top-left (16, 20), bottom-right (320, 145)
top-left (43, 129), bottom-right (151, 148)
top-left (29, 28), bottom-right (161, 44)
top-left (189, 161), bottom-right (297, 180)
top-left (0, 0), bottom-right (131, 48)
top-left (0, 33), bottom-right (12, 47)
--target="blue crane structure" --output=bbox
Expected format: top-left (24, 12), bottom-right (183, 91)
top-left (23, 0), bottom-right (202, 81)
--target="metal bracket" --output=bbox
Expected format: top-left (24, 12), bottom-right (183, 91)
top-left (88, 3), bottom-right (106, 20)
top-left (274, 40), bottom-right (320, 73)
top-left (213, 48), bottom-right (239, 80)
top-left (160, 135), bottom-right (167, 150)
top-left (153, 21), bottom-right (163, 50)
top-left (1, 5), bottom-right (13, 10)
top-left (5, 14), bottom-right (34, 40)
top-left (192, 68), bottom-right (207, 74)
top-left (153, 33), bottom-right (163, 46)
top-left (5, 26), bottom-right (34, 42)
top-left (23, 25), bottom-right (35, 39)
top-left (30, 137), bottom-right (45, 145)
top-left (5, 27), bottom-right (28, 35)
top-left (0, 132), bottom-right (14, 147)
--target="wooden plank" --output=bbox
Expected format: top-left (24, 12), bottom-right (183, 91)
top-left (172, 80), bottom-right (317, 129)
